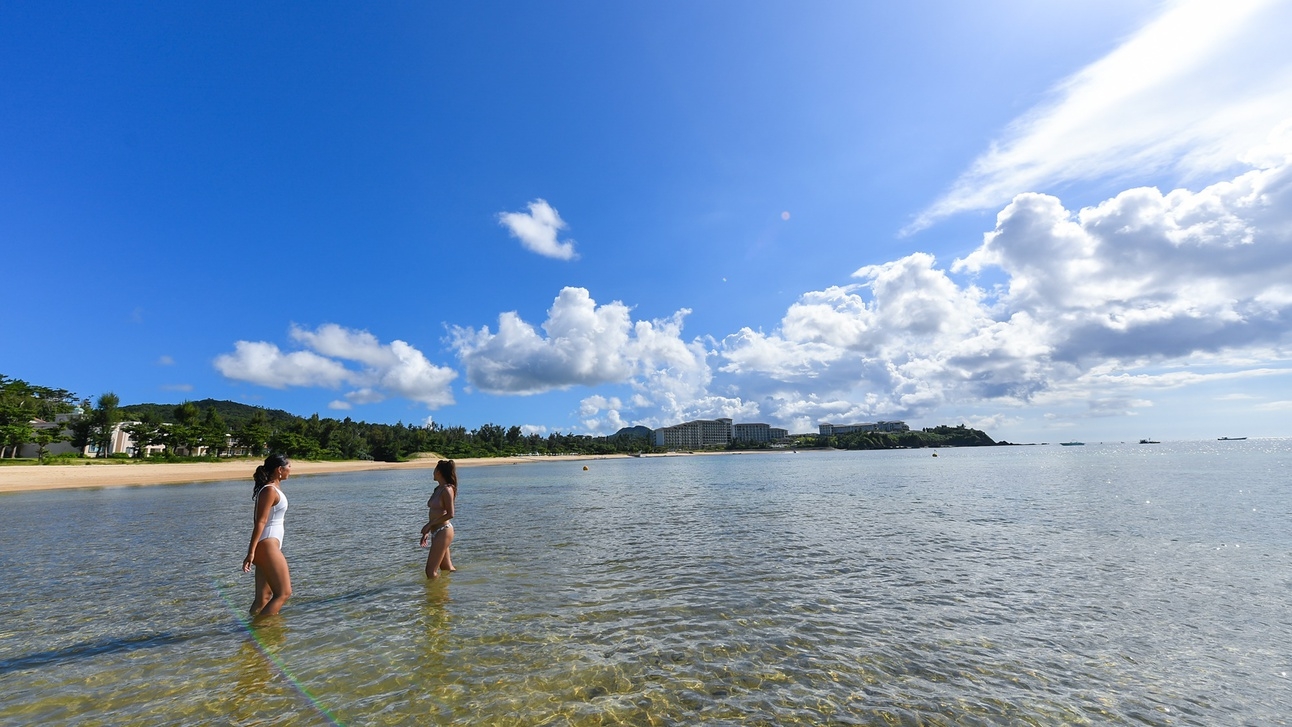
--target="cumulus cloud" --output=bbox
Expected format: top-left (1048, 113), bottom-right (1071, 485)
top-left (450, 287), bottom-right (751, 432)
top-left (213, 341), bottom-right (353, 389)
top-left (452, 287), bottom-right (664, 394)
top-left (498, 199), bottom-right (579, 260)
top-left (215, 325), bottom-right (457, 409)
top-left (719, 144), bottom-right (1292, 429)
top-left (912, 0), bottom-right (1292, 230)
top-left (954, 148), bottom-right (1292, 365)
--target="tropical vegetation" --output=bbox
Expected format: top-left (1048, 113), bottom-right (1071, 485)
top-left (2, 374), bottom-right (998, 464)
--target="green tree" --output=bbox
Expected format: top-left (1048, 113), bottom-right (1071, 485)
top-left (268, 430), bottom-right (321, 459)
top-left (328, 417), bottom-right (369, 460)
top-left (0, 422), bottom-right (34, 458)
top-left (0, 378), bottom-right (31, 457)
top-left (32, 423), bottom-right (68, 462)
top-left (68, 398), bottom-right (95, 453)
top-left (123, 412), bottom-right (166, 458)
top-left (232, 411), bottom-right (271, 457)
top-left (91, 393), bottom-right (121, 457)
top-left (166, 401), bottom-right (202, 455)
top-left (200, 407), bottom-right (229, 457)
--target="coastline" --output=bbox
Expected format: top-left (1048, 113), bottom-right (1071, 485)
top-left (0, 454), bottom-right (639, 494)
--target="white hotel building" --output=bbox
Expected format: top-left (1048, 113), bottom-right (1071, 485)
top-left (652, 418), bottom-right (790, 448)
top-left (733, 422), bottom-right (789, 443)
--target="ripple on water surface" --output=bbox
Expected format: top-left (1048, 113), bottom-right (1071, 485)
top-left (1, 443), bottom-right (1291, 724)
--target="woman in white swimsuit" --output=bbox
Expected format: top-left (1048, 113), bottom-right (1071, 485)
top-left (243, 453), bottom-right (293, 617)
top-left (419, 459), bottom-right (457, 579)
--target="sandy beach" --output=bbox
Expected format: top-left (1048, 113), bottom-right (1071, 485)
top-left (0, 454), bottom-right (637, 494)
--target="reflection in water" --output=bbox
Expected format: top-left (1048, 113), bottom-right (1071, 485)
top-left (235, 638), bottom-right (276, 694)
top-left (399, 576), bottom-right (457, 721)
top-left (420, 577), bottom-right (453, 637)
top-left (225, 601), bottom-right (345, 727)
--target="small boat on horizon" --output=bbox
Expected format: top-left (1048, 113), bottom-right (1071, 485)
top-left (1217, 436), bottom-right (1247, 441)
top-left (1139, 439), bottom-right (1160, 444)
top-left (1060, 441), bottom-right (1085, 446)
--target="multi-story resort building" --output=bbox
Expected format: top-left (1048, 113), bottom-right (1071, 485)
top-left (653, 418), bottom-right (734, 448)
top-left (649, 418), bottom-right (907, 449)
top-left (818, 421), bottom-right (909, 436)
top-left (651, 419), bottom-right (792, 448)
top-left (732, 422), bottom-right (789, 443)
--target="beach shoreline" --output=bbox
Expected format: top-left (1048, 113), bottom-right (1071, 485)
top-left (0, 454), bottom-right (644, 494)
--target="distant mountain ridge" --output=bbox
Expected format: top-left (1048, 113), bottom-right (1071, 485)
top-left (119, 399), bottom-right (298, 426)
top-left (610, 425), bottom-right (653, 440)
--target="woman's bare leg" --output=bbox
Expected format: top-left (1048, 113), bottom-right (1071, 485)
top-left (426, 527), bottom-right (454, 579)
top-left (251, 538), bottom-right (292, 618)
top-left (440, 535), bottom-right (455, 573)
top-left (250, 566), bottom-right (272, 615)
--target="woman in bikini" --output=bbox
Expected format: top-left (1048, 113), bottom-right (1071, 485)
top-left (419, 459), bottom-right (457, 579)
top-left (243, 453), bottom-right (293, 617)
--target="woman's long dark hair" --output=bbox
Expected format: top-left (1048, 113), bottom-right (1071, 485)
top-left (253, 453), bottom-right (290, 500)
top-left (434, 459), bottom-right (457, 487)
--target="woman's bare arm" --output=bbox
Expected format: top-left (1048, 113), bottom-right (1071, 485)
top-left (243, 488), bottom-right (277, 571)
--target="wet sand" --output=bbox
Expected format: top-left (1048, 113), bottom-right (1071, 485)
top-left (0, 454), bottom-right (636, 494)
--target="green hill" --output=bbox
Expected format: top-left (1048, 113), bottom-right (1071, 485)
top-left (119, 399), bottom-right (298, 427)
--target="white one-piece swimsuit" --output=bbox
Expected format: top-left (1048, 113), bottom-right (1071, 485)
top-left (257, 484), bottom-right (288, 546)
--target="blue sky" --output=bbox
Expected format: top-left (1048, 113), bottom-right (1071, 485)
top-left (4, 0), bottom-right (1291, 442)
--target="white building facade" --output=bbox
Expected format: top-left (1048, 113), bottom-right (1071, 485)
top-left (732, 423), bottom-right (790, 443)
top-left (653, 418), bottom-right (733, 449)
top-left (652, 419), bottom-right (791, 449)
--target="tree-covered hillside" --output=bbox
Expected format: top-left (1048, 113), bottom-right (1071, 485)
top-left (795, 423), bottom-right (997, 450)
top-left (119, 399), bottom-right (298, 428)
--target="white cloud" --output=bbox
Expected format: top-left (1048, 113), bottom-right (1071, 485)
top-left (160, 383), bottom-right (193, 392)
top-left (953, 151), bottom-right (1292, 365)
top-left (214, 341), bottom-right (353, 389)
top-left (498, 199), bottom-right (579, 260)
top-left (1254, 400), bottom-right (1292, 411)
top-left (717, 146), bottom-right (1292, 429)
top-left (215, 325), bottom-right (457, 409)
top-left (345, 388), bottom-right (386, 405)
top-left (520, 424), bottom-right (548, 436)
top-left (580, 395), bottom-right (622, 417)
top-left (913, 0), bottom-right (1292, 230)
top-left (328, 400), bottom-right (352, 410)
top-left (451, 287), bottom-right (642, 394)
top-left (157, 355), bottom-right (174, 366)
top-left (291, 324), bottom-right (397, 368)
top-left (451, 287), bottom-right (746, 433)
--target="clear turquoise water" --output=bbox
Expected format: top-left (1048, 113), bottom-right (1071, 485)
top-left (1, 441), bottom-right (1290, 725)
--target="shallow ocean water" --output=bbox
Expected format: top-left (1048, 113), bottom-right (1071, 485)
top-left (1, 441), bottom-right (1290, 725)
